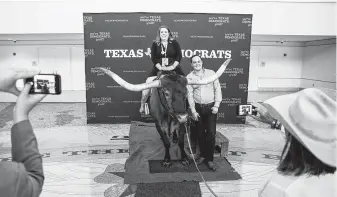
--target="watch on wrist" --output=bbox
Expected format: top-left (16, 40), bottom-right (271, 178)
top-left (271, 119), bottom-right (282, 130)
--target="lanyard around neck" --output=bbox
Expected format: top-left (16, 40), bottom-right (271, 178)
top-left (161, 42), bottom-right (168, 57)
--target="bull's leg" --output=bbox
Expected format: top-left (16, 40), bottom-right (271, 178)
top-left (170, 120), bottom-right (179, 144)
top-left (155, 123), bottom-right (172, 168)
top-left (172, 131), bottom-right (178, 144)
top-left (178, 124), bottom-right (190, 166)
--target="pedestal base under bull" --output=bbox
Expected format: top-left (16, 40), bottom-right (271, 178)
top-left (124, 121), bottom-right (242, 184)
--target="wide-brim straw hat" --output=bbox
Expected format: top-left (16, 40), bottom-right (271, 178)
top-left (262, 88), bottom-right (337, 167)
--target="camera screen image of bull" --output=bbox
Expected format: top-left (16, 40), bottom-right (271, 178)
top-left (34, 75), bottom-right (56, 94)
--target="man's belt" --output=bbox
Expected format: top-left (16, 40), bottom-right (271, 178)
top-left (196, 102), bottom-right (214, 107)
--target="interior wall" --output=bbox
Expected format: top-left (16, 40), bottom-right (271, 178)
top-left (0, 0), bottom-right (335, 36)
top-left (301, 42), bottom-right (336, 89)
top-left (254, 45), bottom-right (303, 91)
top-left (300, 40), bottom-right (336, 99)
top-left (0, 40), bottom-right (306, 102)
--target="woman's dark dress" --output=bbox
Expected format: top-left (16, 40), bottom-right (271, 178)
top-left (148, 39), bottom-right (185, 77)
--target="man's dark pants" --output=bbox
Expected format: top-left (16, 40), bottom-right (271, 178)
top-left (191, 102), bottom-right (217, 162)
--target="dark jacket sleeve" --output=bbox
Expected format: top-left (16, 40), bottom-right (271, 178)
top-left (173, 40), bottom-right (182, 63)
top-left (0, 120), bottom-right (44, 197)
top-left (151, 42), bottom-right (160, 65)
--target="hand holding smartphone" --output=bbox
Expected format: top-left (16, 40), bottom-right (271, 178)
top-left (237, 104), bottom-right (257, 116)
top-left (25, 74), bottom-right (62, 95)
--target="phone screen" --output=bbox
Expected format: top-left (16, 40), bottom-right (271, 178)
top-left (237, 104), bottom-right (253, 116)
top-left (26, 74), bottom-right (61, 95)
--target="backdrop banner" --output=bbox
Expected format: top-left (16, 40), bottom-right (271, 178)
top-left (83, 12), bottom-right (252, 124)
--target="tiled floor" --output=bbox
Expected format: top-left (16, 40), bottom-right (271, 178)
top-left (0, 103), bottom-right (286, 197)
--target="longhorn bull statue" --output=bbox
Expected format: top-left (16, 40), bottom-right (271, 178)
top-left (98, 58), bottom-right (231, 168)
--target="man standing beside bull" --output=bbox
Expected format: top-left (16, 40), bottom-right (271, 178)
top-left (187, 55), bottom-right (222, 171)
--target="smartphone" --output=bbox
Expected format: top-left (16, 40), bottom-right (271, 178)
top-left (237, 104), bottom-right (257, 116)
top-left (25, 74), bottom-right (61, 95)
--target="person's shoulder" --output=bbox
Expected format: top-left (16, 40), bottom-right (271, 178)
top-left (287, 173), bottom-right (335, 196)
top-left (170, 39), bottom-right (179, 44)
top-left (152, 40), bottom-right (160, 46)
top-left (259, 172), bottom-right (295, 197)
top-left (269, 171), bottom-right (298, 189)
top-left (186, 71), bottom-right (195, 78)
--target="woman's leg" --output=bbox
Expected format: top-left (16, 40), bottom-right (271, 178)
top-left (139, 76), bottom-right (157, 113)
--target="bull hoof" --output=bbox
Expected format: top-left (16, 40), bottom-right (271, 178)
top-left (181, 158), bottom-right (190, 166)
top-left (161, 159), bottom-right (172, 168)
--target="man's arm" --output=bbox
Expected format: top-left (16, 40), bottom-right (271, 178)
top-left (11, 120), bottom-right (44, 197)
top-left (213, 77), bottom-right (222, 108)
top-left (186, 81), bottom-right (196, 113)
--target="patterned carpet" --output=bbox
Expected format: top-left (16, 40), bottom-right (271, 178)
top-left (0, 102), bottom-right (285, 197)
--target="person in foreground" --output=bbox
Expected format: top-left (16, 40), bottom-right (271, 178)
top-left (0, 67), bottom-right (46, 197)
top-left (139, 25), bottom-right (185, 115)
top-left (187, 55), bottom-right (222, 171)
top-left (258, 88), bottom-right (336, 197)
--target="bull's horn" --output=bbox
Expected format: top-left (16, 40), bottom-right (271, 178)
top-left (187, 58), bottom-right (232, 85)
top-left (97, 68), bottom-right (161, 91)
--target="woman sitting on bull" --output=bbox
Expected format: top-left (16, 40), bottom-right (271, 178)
top-left (139, 25), bottom-right (186, 115)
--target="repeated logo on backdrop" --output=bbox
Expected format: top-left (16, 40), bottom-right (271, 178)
top-left (83, 13), bottom-right (252, 124)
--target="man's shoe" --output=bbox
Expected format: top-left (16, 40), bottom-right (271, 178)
top-left (206, 161), bottom-right (216, 171)
top-left (196, 157), bottom-right (205, 165)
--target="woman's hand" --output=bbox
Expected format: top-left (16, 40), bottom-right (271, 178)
top-left (13, 82), bottom-right (47, 124)
top-left (171, 61), bottom-right (179, 70)
top-left (248, 102), bottom-right (275, 124)
top-left (0, 67), bottom-right (40, 96)
top-left (165, 62), bottom-right (179, 71)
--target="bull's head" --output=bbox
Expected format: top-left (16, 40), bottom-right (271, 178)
top-left (97, 58), bottom-right (231, 123)
top-left (158, 73), bottom-right (189, 123)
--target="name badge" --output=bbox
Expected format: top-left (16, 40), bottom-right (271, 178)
top-left (162, 58), bottom-right (168, 66)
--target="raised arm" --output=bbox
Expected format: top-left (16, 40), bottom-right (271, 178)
top-left (11, 120), bottom-right (44, 197)
top-left (0, 68), bottom-right (45, 197)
